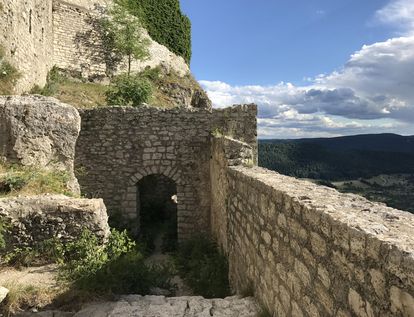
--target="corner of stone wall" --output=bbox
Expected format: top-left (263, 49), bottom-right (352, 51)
top-left (212, 104), bottom-right (258, 164)
top-left (210, 135), bottom-right (255, 252)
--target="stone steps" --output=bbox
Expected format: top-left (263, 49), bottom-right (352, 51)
top-left (16, 295), bottom-right (259, 317)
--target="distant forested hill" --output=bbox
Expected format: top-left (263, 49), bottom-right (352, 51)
top-left (259, 134), bottom-right (414, 180)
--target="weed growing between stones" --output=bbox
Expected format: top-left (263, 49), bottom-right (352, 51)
top-left (174, 235), bottom-right (231, 298)
top-left (0, 46), bottom-right (20, 95)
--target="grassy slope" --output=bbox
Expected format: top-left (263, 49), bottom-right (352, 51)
top-left (33, 69), bottom-right (201, 109)
top-left (0, 163), bottom-right (75, 198)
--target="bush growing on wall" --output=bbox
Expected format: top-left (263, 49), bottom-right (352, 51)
top-left (0, 46), bottom-right (20, 95)
top-left (120, 0), bottom-right (192, 64)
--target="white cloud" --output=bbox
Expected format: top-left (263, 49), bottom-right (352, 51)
top-left (199, 0), bottom-right (414, 138)
top-left (375, 0), bottom-right (414, 35)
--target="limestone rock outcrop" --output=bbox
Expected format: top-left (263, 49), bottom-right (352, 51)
top-left (0, 195), bottom-right (110, 248)
top-left (0, 95), bottom-right (81, 194)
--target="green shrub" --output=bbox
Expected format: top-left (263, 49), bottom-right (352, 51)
top-left (58, 229), bottom-right (135, 281)
top-left (59, 228), bottom-right (174, 295)
top-left (2, 237), bottom-right (64, 267)
top-left (30, 66), bottom-right (66, 96)
top-left (175, 235), bottom-right (231, 298)
top-left (75, 252), bottom-right (175, 295)
top-left (106, 73), bottom-right (153, 107)
top-left (120, 0), bottom-right (192, 63)
top-left (0, 218), bottom-right (7, 250)
top-left (0, 46), bottom-right (20, 95)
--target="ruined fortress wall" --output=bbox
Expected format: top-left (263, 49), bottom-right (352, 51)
top-left (0, 0), bottom-right (53, 93)
top-left (52, 0), bottom-right (107, 78)
top-left (52, 0), bottom-right (190, 80)
top-left (0, 0), bottom-right (189, 92)
top-left (211, 148), bottom-right (414, 316)
top-left (75, 106), bottom-right (212, 240)
top-left (212, 105), bottom-right (258, 163)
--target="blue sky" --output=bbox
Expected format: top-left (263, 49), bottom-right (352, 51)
top-left (181, 0), bottom-right (414, 139)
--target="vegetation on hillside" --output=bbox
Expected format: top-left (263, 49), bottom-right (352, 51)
top-left (106, 73), bottom-right (153, 107)
top-left (259, 142), bottom-right (414, 180)
top-left (259, 139), bottom-right (414, 213)
top-left (0, 46), bottom-right (20, 95)
top-left (32, 66), bottom-right (202, 109)
top-left (120, 0), bottom-right (192, 64)
top-left (0, 163), bottom-right (74, 198)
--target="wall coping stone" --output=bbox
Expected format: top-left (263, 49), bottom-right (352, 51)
top-left (228, 166), bottom-right (414, 256)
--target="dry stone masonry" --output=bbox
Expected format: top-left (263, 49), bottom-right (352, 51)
top-left (211, 137), bottom-right (414, 317)
top-left (75, 105), bottom-right (257, 240)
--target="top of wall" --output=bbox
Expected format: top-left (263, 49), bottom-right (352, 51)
top-left (55, 0), bottom-right (110, 10)
top-left (230, 166), bottom-right (414, 255)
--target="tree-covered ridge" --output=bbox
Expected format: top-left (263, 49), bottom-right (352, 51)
top-left (120, 0), bottom-right (192, 64)
top-left (258, 136), bottom-right (414, 213)
top-left (259, 141), bottom-right (414, 180)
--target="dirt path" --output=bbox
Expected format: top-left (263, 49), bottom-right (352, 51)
top-left (144, 232), bottom-right (193, 296)
top-left (0, 264), bottom-right (59, 289)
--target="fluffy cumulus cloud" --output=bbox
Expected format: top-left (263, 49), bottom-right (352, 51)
top-left (200, 0), bottom-right (414, 138)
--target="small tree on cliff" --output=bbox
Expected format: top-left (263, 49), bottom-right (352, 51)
top-left (103, 1), bottom-right (150, 76)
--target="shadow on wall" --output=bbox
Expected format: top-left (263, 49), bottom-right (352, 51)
top-left (74, 13), bottom-right (121, 80)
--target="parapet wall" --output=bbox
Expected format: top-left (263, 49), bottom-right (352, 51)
top-left (211, 138), bottom-right (414, 316)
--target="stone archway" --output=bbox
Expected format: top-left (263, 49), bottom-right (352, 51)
top-left (122, 166), bottom-right (185, 239)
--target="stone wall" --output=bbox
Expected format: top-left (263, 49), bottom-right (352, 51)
top-left (52, 0), bottom-right (190, 80)
top-left (0, 0), bottom-right (53, 92)
top-left (210, 139), bottom-right (414, 316)
top-left (75, 106), bottom-right (212, 240)
top-left (75, 104), bottom-right (257, 239)
top-left (0, 0), bottom-right (190, 93)
top-left (212, 105), bottom-right (258, 163)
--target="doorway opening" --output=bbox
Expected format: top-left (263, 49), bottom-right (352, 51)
top-left (137, 174), bottom-right (178, 253)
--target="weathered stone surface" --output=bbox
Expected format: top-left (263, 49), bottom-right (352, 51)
top-left (0, 195), bottom-right (110, 248)
top-left (0, 0), bottom-right (190, 93)
top-left (0, 95), bottom-right (81, 194)
top-left (211, 139), bottom-right (414, 317)
top-left (0, 286), bottom-right (9, 304)
top-left (73, 295), bottom-right (259, 317)
top-left (75, 104), bottom-right (257, 239)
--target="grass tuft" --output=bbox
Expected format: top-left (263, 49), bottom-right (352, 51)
top-left (0, 163), bottom-right (74, 198)
top-left (174, 235), bottom-right (231, 298)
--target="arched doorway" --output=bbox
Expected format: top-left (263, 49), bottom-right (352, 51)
top-left (137, 174), bottom-right (178, 252)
